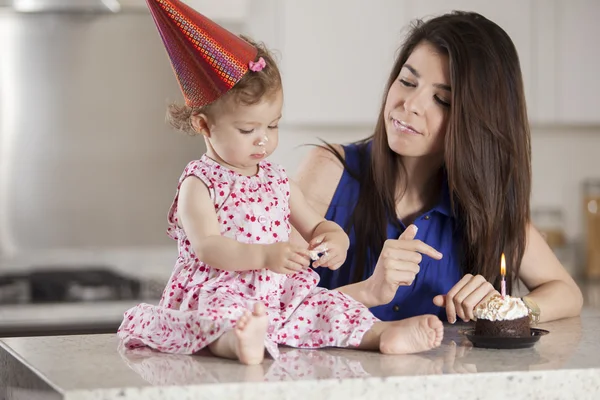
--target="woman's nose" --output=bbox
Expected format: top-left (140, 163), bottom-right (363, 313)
top-left (403, 90), bottom-right (425, 115)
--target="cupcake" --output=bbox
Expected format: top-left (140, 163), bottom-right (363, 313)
top-left (474, 294), bottom-right (531, 337)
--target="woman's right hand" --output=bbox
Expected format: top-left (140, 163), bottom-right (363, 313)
top-left (365, 224), bottom-right (444, 306)
top-left (264, 242), bottom-right (312, 274)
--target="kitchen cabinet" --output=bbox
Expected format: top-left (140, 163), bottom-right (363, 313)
top-left (272, 0), bottom-right (411, 126)
top-left (245, 0), bottom-right (600, 127)
top-left (258, 0), bottom-right (535, 126)
top-left (534, 0), bottom-right (600, 125)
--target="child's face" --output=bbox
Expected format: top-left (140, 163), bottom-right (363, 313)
top-left (384, 41), bottom-right (451, 158)
top-left (199, 89), bottom-right (283, 175)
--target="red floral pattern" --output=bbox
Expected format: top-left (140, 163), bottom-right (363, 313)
top-left (118, 155), bottom-right (378, 358)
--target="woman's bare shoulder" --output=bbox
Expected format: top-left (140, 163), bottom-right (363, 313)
top-left (294, 144), bottom-right (346, 216)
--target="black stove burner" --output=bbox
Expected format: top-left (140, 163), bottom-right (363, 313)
top-left (0, 268), bottom-right (142, 305)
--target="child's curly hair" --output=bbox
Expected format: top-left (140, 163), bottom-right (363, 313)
top-left (166, 36), bottom-right (282, 136)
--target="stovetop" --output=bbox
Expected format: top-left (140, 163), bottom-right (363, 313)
top-left (0, 267), bottom-right (162, 305)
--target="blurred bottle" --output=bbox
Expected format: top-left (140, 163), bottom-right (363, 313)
top-left (532, 207), bottom-right (577, 277)
top-left (583, 179), bottom-right (600, 279)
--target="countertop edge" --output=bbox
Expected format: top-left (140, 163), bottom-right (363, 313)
top-left (0, 340), bottom-right (65, 395)
top-left (62, 368), bottom-right (600, 400)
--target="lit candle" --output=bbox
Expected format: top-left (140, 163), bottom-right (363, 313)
top-left (500, 253), bottom-right (506, 298)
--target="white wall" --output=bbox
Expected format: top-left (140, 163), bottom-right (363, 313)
top-left (271, 124), bottom-right (600, 243)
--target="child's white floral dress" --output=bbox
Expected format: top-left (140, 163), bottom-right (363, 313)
top-left (118, 155), bottom-right (378, 358)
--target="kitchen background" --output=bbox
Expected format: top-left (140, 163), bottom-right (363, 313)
top-left (0, 0), bottom-right (598, 336)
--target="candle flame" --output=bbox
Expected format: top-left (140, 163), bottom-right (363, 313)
top-left (500, 253), bottom-right (506, 276)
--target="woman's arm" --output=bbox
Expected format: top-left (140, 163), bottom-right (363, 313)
top-left (288, 179), bottom-right (338, 242)
top-left (294, 145), bottom-right (377, 298)
top-left (434, 223), bottom-right (584, 324)
top-left (291, 144), bottom-right (346, 245)
top-left (518, 223), bottom-right (583, 322)
top-left (289, 179), bottom-right (350, 270)
top-left (293, 145), bottom-right (439, 306)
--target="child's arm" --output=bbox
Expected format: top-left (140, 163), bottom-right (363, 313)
top-left (289, 180), bottom-right (349, 270)
top-left (178, 176), bottom-right (310, 273)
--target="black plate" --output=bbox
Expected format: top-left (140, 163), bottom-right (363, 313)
top-left (459, 328), bottom-right (549, 349)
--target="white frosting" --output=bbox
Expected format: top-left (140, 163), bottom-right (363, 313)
top-left (474, 294), bottom-right (529, 321)
top-left (308, 245), bottom-right (328, 261)
top-left (308, 250), bottom-right (320, 261)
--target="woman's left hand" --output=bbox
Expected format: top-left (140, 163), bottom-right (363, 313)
top-left (308, 231), bottom-right (349, 270)
top-left (433, 274), bottom-right (499, 323)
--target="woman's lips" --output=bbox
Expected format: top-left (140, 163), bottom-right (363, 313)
top-left (392, 118), bottom-right (421, 135)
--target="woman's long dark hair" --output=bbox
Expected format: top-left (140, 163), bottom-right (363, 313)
top-left (327, 11), bottom-right (531, 290)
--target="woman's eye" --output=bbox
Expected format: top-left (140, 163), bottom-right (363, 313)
top-left (268, 125), bottom-right (279, 130)
top-left (399, 79), bottom-right (416, 87)
top-left (434, 96), bottom-right (450, 108)
top-left (239, 129), bottom-right (254, 134)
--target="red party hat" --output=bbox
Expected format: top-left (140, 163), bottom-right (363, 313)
top-left (146, 0), bottom-right (258, 107)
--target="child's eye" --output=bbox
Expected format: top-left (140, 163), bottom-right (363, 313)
top-left (239, 129), bottom-right (254, 134)
top-left (268, 125), bottom-right (279, 130)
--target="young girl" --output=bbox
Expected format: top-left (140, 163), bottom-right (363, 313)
top-left (118, 0), bottom-right (444, 365)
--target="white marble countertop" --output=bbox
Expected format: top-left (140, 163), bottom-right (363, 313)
top-left (1, 308), bottom-right (600, 400)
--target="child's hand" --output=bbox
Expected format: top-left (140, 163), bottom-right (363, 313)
top-left (264, 242), bottom-right (312, 274)
top-left (309, 231), bottom-right (350, 270)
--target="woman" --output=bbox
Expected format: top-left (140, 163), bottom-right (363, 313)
top-left (294, 11), bottom-right (583, 324)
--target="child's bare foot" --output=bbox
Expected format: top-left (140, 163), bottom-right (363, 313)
top-left (234, 302), bottom-right (268, 365)
top-left (379, 315), bottom-right (444, 354)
